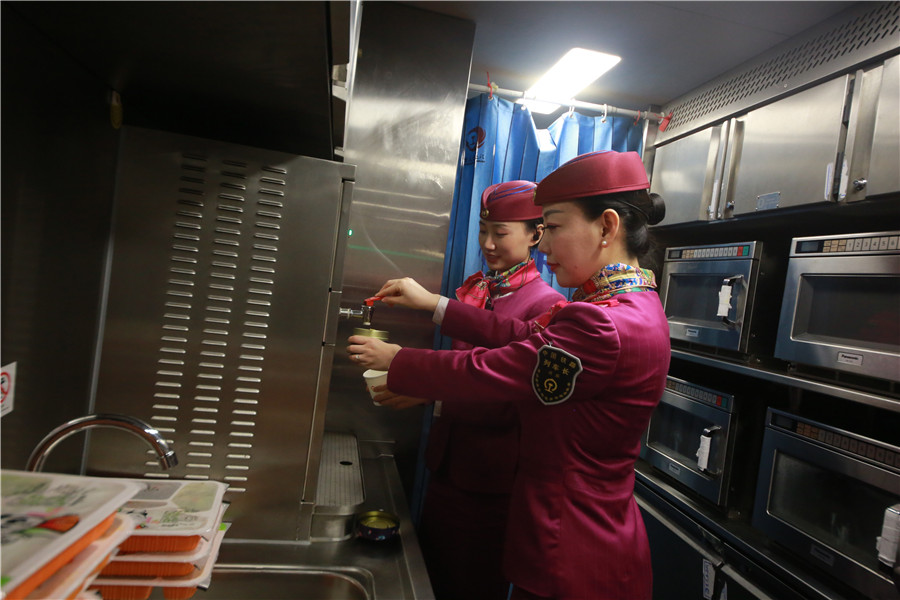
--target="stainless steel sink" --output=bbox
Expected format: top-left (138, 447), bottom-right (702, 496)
top-left (139, 442), bottom-right (434, 600)
top-left (148, 565), bottom-right (373, 599)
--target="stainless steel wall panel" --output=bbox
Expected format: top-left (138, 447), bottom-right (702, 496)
top-left (325, 2), bottom-right (475, 498)
top-left (90, 127), bottom-right (354, 540)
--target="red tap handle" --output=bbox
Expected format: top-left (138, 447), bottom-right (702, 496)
top-left (364, 296), bottom-right (383, 307)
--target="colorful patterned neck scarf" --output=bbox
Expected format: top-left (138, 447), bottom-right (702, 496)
top-left (456, 259), bottom-right (542, 309)
top-left (532, 263), bottom-right (656, 331)
top-left (572, 263), bottom-right (657, 302)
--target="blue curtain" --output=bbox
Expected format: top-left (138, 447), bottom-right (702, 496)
top-left (439, 93), bottom-right (645, 304)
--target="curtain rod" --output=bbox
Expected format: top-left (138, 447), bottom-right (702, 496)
top-left (468, 83), bottom-right (665, 123)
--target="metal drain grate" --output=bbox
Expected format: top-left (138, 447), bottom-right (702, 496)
top-left (661, 2), bottom-right (899, 137)
top-left (315, 432), bottom-right (365, 508)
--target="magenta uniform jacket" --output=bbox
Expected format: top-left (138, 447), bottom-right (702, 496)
top-left (427, 277), bottom-right (565, 492)
top-left (389, 290), bottom-right (670, 599)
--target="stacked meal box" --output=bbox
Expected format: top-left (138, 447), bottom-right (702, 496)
top-left (0, 471), bottom-right (229, 600)
top-left (89, 479), bottom-right (229, 600)
top-left (1, 470), bottom-right (141, 599)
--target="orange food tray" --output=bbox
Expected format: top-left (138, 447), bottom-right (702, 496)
top-left (90, 584), bottom-right (154, 600)
top-left (100, 561), bottom-right (195, 578)
top-left (118, 535), bottom-right (202, 554)
top-left (89, 523), bottom-right (229, 600)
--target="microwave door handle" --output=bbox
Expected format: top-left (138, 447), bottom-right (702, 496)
top-left (697, 425), bottom-right (721, 475)
top-left (876, 503), bottom-right (900, 569)
top-left (717, 275), bottom-right (743, 327)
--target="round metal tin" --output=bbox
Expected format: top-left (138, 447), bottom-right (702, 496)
top-left (356, 510), bottom-right (400, 541)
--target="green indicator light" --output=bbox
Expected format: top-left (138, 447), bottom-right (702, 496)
top-left (348, 229), bottom-right (353, 236)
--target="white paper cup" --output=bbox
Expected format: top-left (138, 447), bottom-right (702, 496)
top-left (363, 369), bottom-right (388, 404)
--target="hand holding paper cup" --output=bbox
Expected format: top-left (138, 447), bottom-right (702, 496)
top-left (363, 369), bottom-right (388, 405)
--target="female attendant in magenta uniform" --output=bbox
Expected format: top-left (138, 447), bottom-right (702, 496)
top-left (348, 150), bottom-right (670, 600)
top-left (419, 180), bottom-right (565, 600)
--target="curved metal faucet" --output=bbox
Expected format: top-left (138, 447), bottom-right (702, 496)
top-left (26, 413), bottom-right (178, 472)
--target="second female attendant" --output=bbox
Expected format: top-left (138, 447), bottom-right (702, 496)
top-left (418, 180), bottom-right (564, 600)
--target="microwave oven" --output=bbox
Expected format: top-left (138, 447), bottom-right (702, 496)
top-left (640, 377), bottom-right (737, 508)
top-left (659, 241), bottom-right (777, 356)
top-left (775, 231), bottom-right (900, 383)
top-left (753, 408), bottom-right (900, 599)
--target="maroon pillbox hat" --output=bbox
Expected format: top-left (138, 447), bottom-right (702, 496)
top-left (480, 180), bottom-right (542, 221)
top-left (534, 150), bottom-right (649, 205)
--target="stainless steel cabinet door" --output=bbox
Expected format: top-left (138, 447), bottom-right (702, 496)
top-left (868, 55), bottom-right (900, 198)
top-left (650, 124), bottom-right (728, 225)
top-left (722, 76), bottom-right (850, 216)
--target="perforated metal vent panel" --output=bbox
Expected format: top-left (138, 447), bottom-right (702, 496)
top-left (91, 127), bottom-right (354, 540)
top-left (658, 1), bottom-right (899, 142)
top-left (153, 155), bottom-right (289, 493)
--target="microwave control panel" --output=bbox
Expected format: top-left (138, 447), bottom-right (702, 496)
top-left (768, 410), bottom-right (899, 473)
top-left (665, 376), bottom-right (734, 412)
top-left (666, 241), bottom-right (758, 261)
top-left (790, 230), bottom-right (900, 256)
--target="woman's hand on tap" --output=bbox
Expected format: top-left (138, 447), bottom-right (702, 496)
top-left (375, 278), bottom-right (441, 312)
top-left (347, 335), bottom-right (401, 371)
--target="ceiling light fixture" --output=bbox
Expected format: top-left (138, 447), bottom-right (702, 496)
top-left (518, 48), bottom-right (621, 115)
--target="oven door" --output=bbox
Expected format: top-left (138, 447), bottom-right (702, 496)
top-left (753, 413), bottom-right (900, 599)
top-left (641, 389), bottom-right (735, 506)
top-left (775, 254), bottom-right (900, 382)
top-left (660, 257), bottom-right (758, 352)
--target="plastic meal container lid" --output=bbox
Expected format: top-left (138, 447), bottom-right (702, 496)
top-left (117, 479), bottom-right (228, 538)
top-left (118, 496), bottom-right (228, 554)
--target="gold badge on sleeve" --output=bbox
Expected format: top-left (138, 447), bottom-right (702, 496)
top-left (532, 344), bottom-right (582, 405)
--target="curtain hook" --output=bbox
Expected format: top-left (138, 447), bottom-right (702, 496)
top-left (487, 70), bottom-right (493, 99)
top-left (601, 103), bottom-right (608, 123)
top-left (567, 105), bottom-right (575, 118)
top-left (634, 110), bottom-right (642, 126)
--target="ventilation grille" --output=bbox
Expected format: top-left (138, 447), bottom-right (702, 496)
top-left (144, 153), bottom-right (290, 494)
top-left (661, 2), bottom-right (899, 137)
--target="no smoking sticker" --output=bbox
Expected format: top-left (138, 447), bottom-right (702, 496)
top-left (1, 361), bottom-right (16, 417)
